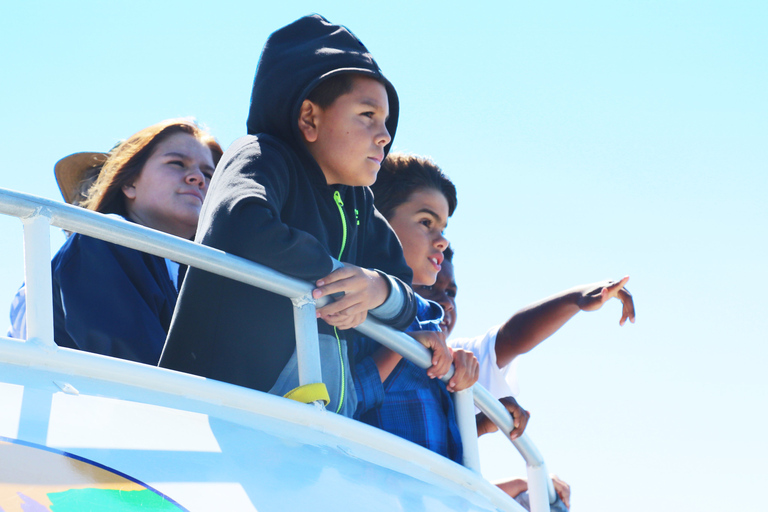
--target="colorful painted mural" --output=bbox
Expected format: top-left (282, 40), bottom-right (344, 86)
top-left (0, 438), bottom-right (185, 511)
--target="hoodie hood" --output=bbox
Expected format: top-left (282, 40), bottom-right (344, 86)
top-left (246, 14), bottom-right (399, 163)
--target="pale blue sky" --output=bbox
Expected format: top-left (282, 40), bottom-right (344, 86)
top-left (1, 2), bottom-right (766, 510)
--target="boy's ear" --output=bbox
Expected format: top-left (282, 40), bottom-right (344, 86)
top-left (298, 99), bottom-right (320, 143)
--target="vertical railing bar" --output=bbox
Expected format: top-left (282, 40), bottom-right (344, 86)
top-left (291, 294), bottom-right (325, 408)
top-left (526, 464), bottom-right (552, 512)
top-left (22, 213), bottom-right (55, 346)
top-left (454, 388), bottom-right (481, 472)
top-left (474, 384), bottom-right (556, 504)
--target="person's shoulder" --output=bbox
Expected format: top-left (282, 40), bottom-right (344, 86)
top-left (58, 219), bottom-right (143, 258)
top-left (416, 295), bottom-right (442, 320)
top-left (448, 325), bottom-right (501, 351)
top-left (228, 133), bottom-right (293, 153)
top-left (54, 231), bottom-right (104, 260)
top-left (406, 296), bottom-right (442, 332)
top-left (222, 134), bottom-right (295, 168)
top-left (207, 135), bottom-right (299, 207)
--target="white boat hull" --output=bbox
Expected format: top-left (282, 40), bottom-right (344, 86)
top-left (0, 337), bottom-right (522, 512)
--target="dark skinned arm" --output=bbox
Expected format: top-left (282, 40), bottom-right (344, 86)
top-left (495, 276), bottom-right (635, 368)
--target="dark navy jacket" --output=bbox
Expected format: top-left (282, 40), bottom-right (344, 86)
top-left (52, 233), bottom-right (178, 365)
top-left (159, 15), bottom-right (417, 394)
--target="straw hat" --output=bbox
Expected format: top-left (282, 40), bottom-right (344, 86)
top-left (54, 152), bottom-right (110, 205)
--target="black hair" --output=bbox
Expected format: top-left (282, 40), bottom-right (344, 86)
top-left (306, 74), bottom-right (355, 108)
top-left (371, 153), bottom-right (457, 221)
top-left (306, 72), bottom-right (390, 109)
top-left (443, 245), bottom-right (454, 262)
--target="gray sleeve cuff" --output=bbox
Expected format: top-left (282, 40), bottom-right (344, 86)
top-left (330, 257), bottom-right (345, 272)
top-left (370, 271), bottom-right (405, 321)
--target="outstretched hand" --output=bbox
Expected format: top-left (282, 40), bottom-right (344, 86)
top-left (576, 275), bottom-right (635, 326)
top-left (476, 396), bottom-right (530, 439)
top-left (409, 330), bottom-right (452, 379)
top-left (313, 264), bottom-right (388, 329)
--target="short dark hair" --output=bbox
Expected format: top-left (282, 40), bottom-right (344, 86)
top-left (306, 73), bottom-right (389, 109)
top-left (306, 74), bottom-right (355, 108)
top-left (371, 153), bottom-right (457, 221)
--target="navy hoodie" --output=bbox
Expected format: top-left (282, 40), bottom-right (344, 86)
top-left (159, 15), bottom-right (416, 411)
top-left (52, 232), bottom-right (178, 365)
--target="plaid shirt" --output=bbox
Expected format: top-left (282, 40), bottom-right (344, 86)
top-left (353, 296), bottom-right (463, 464)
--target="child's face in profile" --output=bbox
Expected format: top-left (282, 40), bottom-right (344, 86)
top-left (306, 76), bottom-right (391, 187)
top-left (414, 259), bottom-right (457, 336)
top-left (387, 188), bottom-right (449, 286)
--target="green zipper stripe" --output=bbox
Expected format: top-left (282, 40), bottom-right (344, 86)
top-left (332, 190), bottom-right (347, 413)
top-left (333, 191), bottom-right (347, 259)
top-left (333, 326), bottom-right (345, 414)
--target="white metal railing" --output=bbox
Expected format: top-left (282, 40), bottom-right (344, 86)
top-left (0, 187), bottom-right (556, 510)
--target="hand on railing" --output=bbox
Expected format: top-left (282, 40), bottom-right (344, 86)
top-left (445, 347), bottom-right (478, 392)
top-left (401, 330), bottom-right (480, 392)
top-left (476, 396), bottom-right (530, 440)
top-left (313, 264), bottom-right (389, 329)
top-left (407, 330), bottom-right (452, 379)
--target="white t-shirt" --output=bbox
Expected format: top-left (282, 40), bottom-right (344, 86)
top-left (448, 325), bottom-right (519, 399)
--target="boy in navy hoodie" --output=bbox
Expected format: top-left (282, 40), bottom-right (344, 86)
top-left (160, 15), bottom-right (417, 417)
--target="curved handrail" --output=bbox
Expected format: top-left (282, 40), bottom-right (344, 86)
top-left (1, 189), bottom-right (314, 299)
top-left (0, 187), bottom-right (555, 508)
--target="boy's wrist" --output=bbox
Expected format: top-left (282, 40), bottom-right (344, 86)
top-left (369, 271), bottom-right (403, 320)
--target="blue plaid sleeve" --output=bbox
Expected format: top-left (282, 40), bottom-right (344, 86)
top-left (353, 295), bottom-right (463, 464)
top-left (353, 337), bottom-right (386, 419)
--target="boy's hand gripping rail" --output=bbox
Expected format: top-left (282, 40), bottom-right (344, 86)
top-left (1, 187), bottom-right (555, 510)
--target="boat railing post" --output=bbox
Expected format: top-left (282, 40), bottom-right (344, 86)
top-left (526, 462), bottom-right (552, 512)
top-left (473, 385), bottom-right (555, 509)
top-left (291, 293), bottom-right (325, 407)
top-left (22, 212), bottom-right (55, 347)
top-left (454, 387), bottom-right (481, 472)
